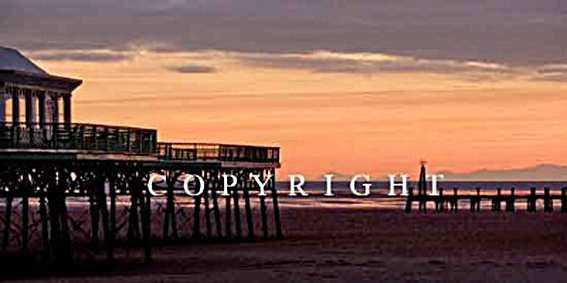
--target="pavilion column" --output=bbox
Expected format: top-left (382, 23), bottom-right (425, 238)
top-left (51, 93), bottom-right (59, 124)
top-left (63, 93), bottom-right (71, 124)
top-left (25, 90), bottom-right (35, 126)
top-left (0, 85), bottom-right (5, 123)
top-left (12, 88), bottom-right (20, 124)
top-left (38, 91), bottom-right (46, 125)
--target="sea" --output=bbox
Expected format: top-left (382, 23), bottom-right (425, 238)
top-left (273, 181), bottom-right (567, 210)
top-left (33, 180), bottom-right (567, 211)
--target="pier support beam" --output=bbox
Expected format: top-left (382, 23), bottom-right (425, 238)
top-left (204, 183), bottom-right (212, 238)
top-left (192, 192), bottom-right (202, 239)
top-left (97, 175), bottom-right (113, 262)
top-left (139, 186), bottom-right (152, 264)
top-left (163, 171), bottom-right (178, 239)
top-left (269, 168), bottom-right (282, 238)
top-left (225, 190), bottom-right (232, 239)
top-left (2, 193), bottom-right (12, 251)
top-left (259, 195), bottom-right (269, 239)
top-left (243, 177), bottom-right (255, 238)
top-left (233, 186), bottom-right (242, 239)
top-left (89, 184), bottom-right (100, 247)
top-left (211, 174), bottom-right (223, 238)
top-left (127, 175), bottom-right (141, 241)
top-left (21, 173), bottom-right (30, 251)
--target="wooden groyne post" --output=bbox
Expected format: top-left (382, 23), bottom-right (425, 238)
top-left (505, 187), bottom-right (515, 212)
top-left (544, 187), bottom-right (553, 212)
top-left (491, 187), bottom-right (502, 212)
top-left (527, 187), bottom-right (536, 212)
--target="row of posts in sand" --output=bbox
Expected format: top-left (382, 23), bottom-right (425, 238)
top-left (406, 186), bottom-right (567, 213)
top-left (406, 164), bottom-right (567, 213)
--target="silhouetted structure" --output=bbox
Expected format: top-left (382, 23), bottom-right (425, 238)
top-left (407, 163), bottom-right (566, 213)
top-left (0, 47), bottom-right (281, 264)
top-left (407, 173), bottom-right (565, 214)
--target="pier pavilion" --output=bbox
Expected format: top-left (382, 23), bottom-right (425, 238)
top-left (0, 47), bottom-right (281, 263)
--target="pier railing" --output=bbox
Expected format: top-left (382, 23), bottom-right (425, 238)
top-left (0, 122), bottom-right (157, 155)
top-left (0, 123), bottom-right (279, 162)
top-left (158, 142), bottom-right (280, 163)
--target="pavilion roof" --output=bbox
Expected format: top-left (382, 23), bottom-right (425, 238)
top-left (0, 46), bottom-right (49, 76)
top-left (0, 46), bottom-right (82, 92)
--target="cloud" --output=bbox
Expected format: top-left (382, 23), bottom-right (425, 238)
top-left (23, 47), bottom-right (564, 82)
top-left (29, 50), bottom-right (131, 62)
top-left (236, 51), bottom-right (523, 79)
top-left (167, 64), bottom-right (217, 73)
top-left (438, 164), bottom-right (567, 181)
top-left (530, 64), bottom-right (567, 82)
top-left (1, 0), bottom-right (564, 67)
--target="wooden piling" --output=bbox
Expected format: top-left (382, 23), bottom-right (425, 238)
top-left (233, 187), bottom-right (242, 239)
top-left (210, 175), bottom-right (223, 238)
top-left (163, 172), bottom-right (178, 239)
top-left (243, 178), bottom-right (255, 238)
top-left (491, 188), bottom-right (502, 212)
top-left (506, 187), bottom-right (515, 212)
top-left (98, 176), bottom-right (113, 262)
top-left (418, 194), bottom-right (426, 213)
top-left (39, 194), bottom-right (49, 253)
top-left (2, 193), bottom-right (12, 250)
top-left (58, 170), bottom-right (71, 260)
top-left (139, 188), bottom-right (151, 264)
top-left (127, 177), bottom-right (140, 241)
top-left (451, 188), bottom-right (458, 212)
top-left (47, 173), bottom-right (61, 260)
top-left (204, 186), bottom-right (212, 238)
top-left (89, 185), bottom-right (100, 247)
top-left (225, 191), bottom-right (232, 239)
top-left (109, 175), bottom-right (117, 248)
top-left (259, 194), bottom-right (269, 239)
top-left (192, 194), bottom-right (202, 239)
top-left (21, 177), bottom-right (29, 251)
top-left (435, 188), bottom-right (442, 212)
top-left (470, 188), bottom-right (476, 212)
top-left (528, 187), bottom-right (536, 212)
top-left (269, 168), bottom-right (282, 238)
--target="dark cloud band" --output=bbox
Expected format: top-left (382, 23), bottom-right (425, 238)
top-left (1, 0), bottom-right (564, 67)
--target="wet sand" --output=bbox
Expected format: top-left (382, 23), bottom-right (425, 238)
top-left (8, 207), bottom-right (567, 282)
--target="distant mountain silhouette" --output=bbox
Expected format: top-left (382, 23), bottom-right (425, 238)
top-left (313, 164), bottom-right (567, 182)
top-left (317, 172), bottom-right (354, 181)
top-left (437, 164), bottom-right (567, 181)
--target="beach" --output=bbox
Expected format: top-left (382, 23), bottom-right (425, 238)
top-left (8, 206), bottom-right (567, 282)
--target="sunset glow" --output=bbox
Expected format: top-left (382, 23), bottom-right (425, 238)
top-left (29, 50), bottom-right (567, 179)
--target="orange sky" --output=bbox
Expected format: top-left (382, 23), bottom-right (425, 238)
top-left (30, 50), bottom-right (567, 180)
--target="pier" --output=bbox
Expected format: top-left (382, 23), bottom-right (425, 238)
top-left (0, 47), bottom-right (281, 265)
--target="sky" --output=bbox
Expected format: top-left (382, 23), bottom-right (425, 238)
top-left (1, 0), bottom-right (566, 180)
